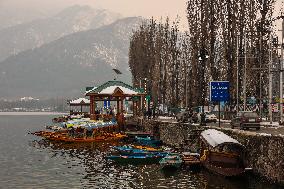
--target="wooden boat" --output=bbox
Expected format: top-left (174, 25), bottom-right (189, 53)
top-left (159, 153), bottom-right (183, 169)
top-left (58, 134), bottom-right (125, 143)
top-left (124, 131), bottom-right (152, 142)
top-left (112, 146), bottom-right (168, 156)
top-left (106, 153), bottom-right (163, 164)
top-left (200, 129), bottom-right (247, 177)
top-left (124, 131), bottom-right (152, 138)
top-left (135, 136), bottom-right (162, 147)
top-left (34, 130), bottom-right (126, 143)
top-left (132, 145), bottom-right (161, 151)
top-left (181, 152), bottom-right (200, 166)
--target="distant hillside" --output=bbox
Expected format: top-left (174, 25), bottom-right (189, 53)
top-left (0, 17), bottom-right (143, 99)
top-left (0, 5), bottom-right (122, 62)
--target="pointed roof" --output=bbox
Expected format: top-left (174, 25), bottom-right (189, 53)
top-left (85, 80), bottom-right (144, 96)
top-left (69, 98), bottom-right (90, 105)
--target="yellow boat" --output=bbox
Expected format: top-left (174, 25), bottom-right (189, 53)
top-left (132, 145), bottom-right (161, 151)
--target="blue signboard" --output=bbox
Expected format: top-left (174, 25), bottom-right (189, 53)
top-left (103, 100), bottom-right (107, 108)
top-left (209, 81), bottom-right (230, 102)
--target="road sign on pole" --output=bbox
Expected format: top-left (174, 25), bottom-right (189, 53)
top-left (209, 81), bottom-right (230, 102)
top-left (209, 81), bottom-right (230, 127)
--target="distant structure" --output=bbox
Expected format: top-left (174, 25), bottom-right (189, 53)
top-left (68, 97), bottom-right (90, 114)
top-left (20, 97), bottom-right (39, 101)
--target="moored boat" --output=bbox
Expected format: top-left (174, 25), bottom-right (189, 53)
top-left (159, 153), bottom-right (183, 169)
top-left (106, 153), bottom-right (164, 164)
top-left (33, 130), bottom-right (125, 143)
top-left (132, 145), bottom-right (161, 151)
top-left (200, 129), bottom-right (247, 177)
top-left (135, 136), bottom-right (162, 147)
top-left (112, 145), bottom-right (168, 157)
top-left (182, 152), bottom-right (200, 166)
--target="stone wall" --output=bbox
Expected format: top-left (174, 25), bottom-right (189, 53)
top-left (221, 129), bottom-right (284, 184)
top-left (140, 119), bottom-right (202, 149)
top-left (138, 118), bottom-right (284, 184)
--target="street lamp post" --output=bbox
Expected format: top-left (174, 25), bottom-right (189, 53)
top-left (271, 15), bottom-right (284, 124)
top-left (269, 34), bottom-right (273, 124)
top-left (236, 34), bottom-right (239, 112)
top-left (198, 48), bottom-right (209, 113)
top-left (281, 19), bottom-right (284, 124)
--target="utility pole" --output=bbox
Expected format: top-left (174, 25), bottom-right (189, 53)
top-left (243, 34), bottom-right (247, 111)
top-left (269, 34), bottom-right (273, 124)
top-left (280, 18), bottom-right (284, 124)
top-left (185, 76), bottom-right (188, 108)
top-left (259, 32), bottom-right (263, 117)
top-left (272, 15), bottom-right (284, 124)
top-left (236, 34), bottom-right (239, 112)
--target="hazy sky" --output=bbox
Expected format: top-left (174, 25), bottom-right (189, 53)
top-left (0, 0), bottom-right (284, 31)
top-left (0, 0), bottom-right (189, 28)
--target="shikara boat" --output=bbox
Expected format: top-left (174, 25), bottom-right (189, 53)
top-left (181, 152), bottom-right (200, 166)
top-left (132, 145), bottom-right (161, 151)
top-left (112, 145), bottom-right (168, 156)
top-left (200, 129), bottom-right (247, 177)
top-left (159, 153), bottom-right (183, 169)
top-left (33, 130), bottom-right (125, 143)
top-left (135, 136), bottom-right (162, 147)
top-left (106, 153), bottom-right (164, 164)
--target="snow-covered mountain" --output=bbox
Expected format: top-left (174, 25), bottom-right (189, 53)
top-left (0, 5), bottom-right (122, 62)
top-left (0, 17), bottom-right (143, 99)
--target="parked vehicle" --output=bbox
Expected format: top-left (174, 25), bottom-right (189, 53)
top-left (231, 111), bottom-right (261, 130)
top-left (200, 129), bottom-right (247, 177)
top-left (197, 112), bottom-right (218, 123)
top-left (176, 109), bottom-right (198, 123)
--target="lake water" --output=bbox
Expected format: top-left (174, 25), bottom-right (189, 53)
top-left (0, 114), bottom-right (282, 189)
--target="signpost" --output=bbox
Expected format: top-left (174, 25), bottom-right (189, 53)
top-left (209, 81), bottom-right (230, 127)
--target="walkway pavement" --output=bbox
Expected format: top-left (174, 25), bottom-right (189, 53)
top-left (155, 116), bottom-right (284, 137)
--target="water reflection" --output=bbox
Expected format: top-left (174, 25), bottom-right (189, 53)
top-left (0, 115), bottom-right (282, 189)
top-left (30, 138), bottom-right (282, 189)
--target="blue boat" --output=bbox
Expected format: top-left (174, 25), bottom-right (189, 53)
top-left (159, 153), bottom-right (183, 169)
top-left (112, 145), bottom-right (168, 157)
top-left (135, 136), bottom-right (162, 147)
top-left (107, 145), bottom-right (168, 164)
top-left (107, 153), bottom-right (164, 164)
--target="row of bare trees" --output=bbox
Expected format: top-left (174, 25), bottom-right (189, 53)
top-left (129, 0), bottom-right (276, 111)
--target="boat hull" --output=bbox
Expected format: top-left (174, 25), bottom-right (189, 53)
top-left (160, 162), bottom-right (182, 169)
top-left (203, 161), bottom-right (245, 177)
top-left (107, 155), bottom-right (162, 164)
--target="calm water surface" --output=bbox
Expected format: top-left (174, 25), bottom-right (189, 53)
top-left (0, 114), bottom-right (282, 189)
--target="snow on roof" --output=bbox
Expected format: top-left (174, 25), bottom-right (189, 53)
top-left (85, 80), bottom-right (144, 95)
top-left (99, 86), bottom-right (138, 95)
top-left (69, 98), bottom-right (90, 104)
top-left (201, 129), bottom-right (242, 148)
top-left (85, 87), bottom-right (97, 94)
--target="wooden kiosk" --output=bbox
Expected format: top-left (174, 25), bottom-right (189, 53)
top-left (85, 80), bottom-right (146, 120)
top-left (68, 97), bottom-right (90, 114)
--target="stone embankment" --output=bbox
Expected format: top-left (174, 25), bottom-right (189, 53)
top-left (136, 118), bottom-right (284, 185)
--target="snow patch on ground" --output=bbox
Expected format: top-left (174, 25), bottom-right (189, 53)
top-left (157, 116), bottom-right (176, 120)
top-left (260, 122), bottom-right (281, 127)
top-left (257, 133), bottom-right (272, 136)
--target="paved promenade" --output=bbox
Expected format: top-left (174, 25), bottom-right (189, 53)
top-left (155, 116), bottom-right (284, 137)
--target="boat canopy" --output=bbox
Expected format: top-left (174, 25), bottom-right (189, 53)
top-left (201, 129), bottom-right (243, 148)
